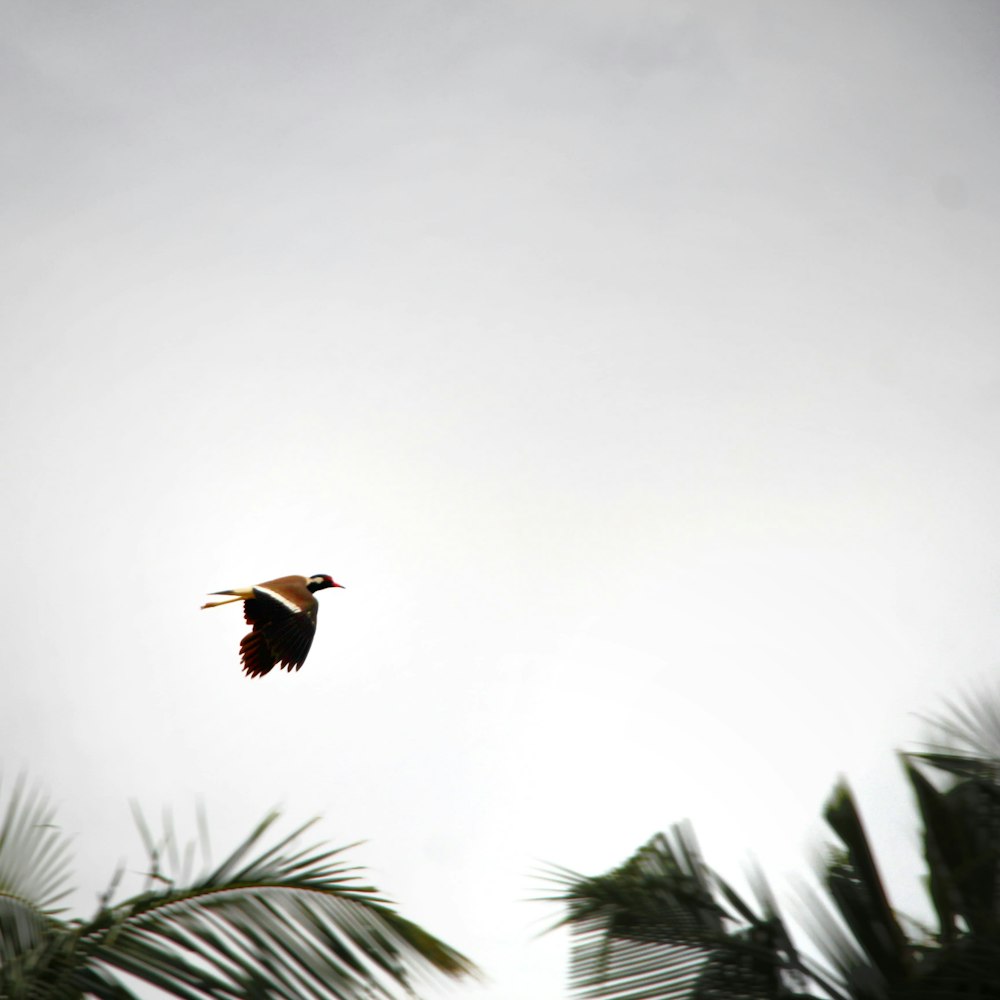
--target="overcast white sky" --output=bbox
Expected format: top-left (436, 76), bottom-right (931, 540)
top-left (3, 1), bottom-right (1000, 997)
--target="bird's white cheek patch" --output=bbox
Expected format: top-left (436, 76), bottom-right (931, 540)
top-left (253, 586), bottom-right (302, 615)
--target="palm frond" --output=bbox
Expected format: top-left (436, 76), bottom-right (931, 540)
top-left (0, 783), bottom-right (476, 1000)
top-left (801, 711), bottom-right (1000, 1000)
top-left (0, 774), bottom-right (77, 994)
top-left (545, 826), bottom-right (816, 1000)
top-left (821, 781), bottom-right (911, 986)
top-left (73, 808), bottom-right (476, 1000)
top-left (542, 828), bottom-right (720, 999)
top-left (546, 827), bottom-right (726, 943)
top-left (911, 687), bottom-right (1000, 782)
top-left (0, 775), bottom-right (75, 916)
top-left (792, 875), bottom-right (884, 1000)
top-left (900, 694), bottom-right (1000, 991)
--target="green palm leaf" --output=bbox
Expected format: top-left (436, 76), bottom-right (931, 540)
top-left (0, 775), bottom-right (76, 989)
top-left (544, 825), bottom-right (817, 1000)
top-left (0, 780), bottom-right (477, 999)
top-left (0, 776), bottom-right (74, 915)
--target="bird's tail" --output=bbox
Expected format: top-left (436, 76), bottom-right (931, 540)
top-left (201, 592), bottom-right (245, 610)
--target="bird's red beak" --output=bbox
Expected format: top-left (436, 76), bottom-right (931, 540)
top-left (333, 582), bottom-right (345, 588)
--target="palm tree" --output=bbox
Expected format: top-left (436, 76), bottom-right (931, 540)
top-left (545, 824), bottom-right (820, 1000)
top-left (0, 777), bottom-right (477, 999)
top-left (547, 691), bottom-right (1000, 999)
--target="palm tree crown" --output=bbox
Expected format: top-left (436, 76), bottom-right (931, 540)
top-left (547, 691), bottom-right (1000, 999)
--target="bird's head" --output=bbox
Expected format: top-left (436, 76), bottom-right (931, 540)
top-left (307, 574), bottom-right (344, 592)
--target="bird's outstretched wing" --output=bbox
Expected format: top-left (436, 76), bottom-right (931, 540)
top-left (239, 590), bottom-right (318, 678)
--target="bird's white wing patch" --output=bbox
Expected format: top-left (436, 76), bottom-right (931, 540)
top-left (254, 585), bottom-right (303, 615)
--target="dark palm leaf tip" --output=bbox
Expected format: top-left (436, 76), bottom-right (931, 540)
top-left (903, 689), bottom-right (1000, 943)
top-left (814, 780), bottom-right (926, 996)
top-left (904, 758), bottom-right (1000, 948)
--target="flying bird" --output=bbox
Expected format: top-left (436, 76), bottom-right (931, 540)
top-left (202, 574), bottom-right (344, 677)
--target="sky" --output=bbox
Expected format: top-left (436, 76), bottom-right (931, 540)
top-left (3, 1), bottom-right (1000, 997)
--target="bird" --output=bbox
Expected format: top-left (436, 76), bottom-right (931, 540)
top-left (201, 574), bottom-right (344, 677)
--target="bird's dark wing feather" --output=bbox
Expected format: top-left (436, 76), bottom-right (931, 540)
top-left (240, 628), bottom-right (276, 678)
top-left (239, 593), bottom-right (318, 678)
